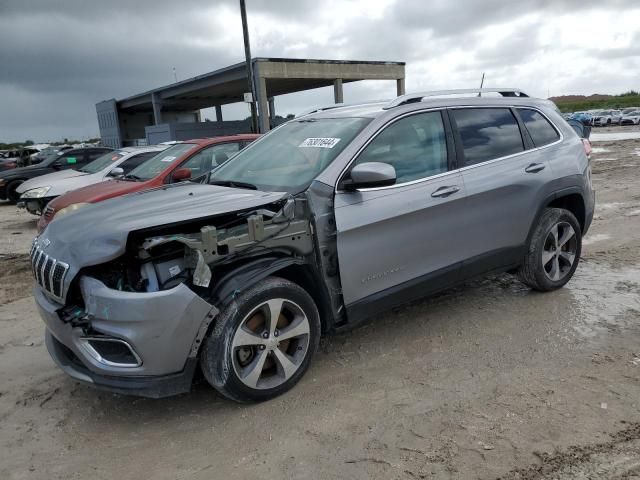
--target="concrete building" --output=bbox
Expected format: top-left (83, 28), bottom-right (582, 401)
top-left (96, 58), bottom-right (405, 147)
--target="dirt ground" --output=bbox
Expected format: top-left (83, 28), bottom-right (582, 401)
top-left (1, 127), bottom-right (639, 479)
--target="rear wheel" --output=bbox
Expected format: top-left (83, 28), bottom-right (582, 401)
top-left (200, 276), bottom-right (320, 403)
top-left (518, 208), bottom-right (581, 292)
top-left (6, 180), bottom-right (24, 203)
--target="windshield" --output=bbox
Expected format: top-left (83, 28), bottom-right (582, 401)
top-left (210, 117), bottom-right (371, 192)
top-left (79, 151), bottom-right (126, 174)
top-left (127, 143), bottom-right (196, 180)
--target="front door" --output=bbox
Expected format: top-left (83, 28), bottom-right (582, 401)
top-left (334, 110), bottom-right (467, 315)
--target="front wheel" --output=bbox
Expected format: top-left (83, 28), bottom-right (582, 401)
top-left (200, 276), bottom-right (321, 403)
top-left (6, 180), bottom-right (24, 203)
top-left (517, 208), bottom-right (582, 292)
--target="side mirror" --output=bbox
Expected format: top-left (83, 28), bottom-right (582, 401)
top-left (108, 167), bottom-right (124, 177)
top-left (172, 167), bottom-right (192, 182)
top-left (343, 162), bottom-right (396, 191)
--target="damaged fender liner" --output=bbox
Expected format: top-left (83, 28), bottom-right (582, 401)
top-left (46, 332), bottom-right (198, 398)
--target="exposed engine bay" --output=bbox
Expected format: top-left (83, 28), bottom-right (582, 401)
top-left (84, 196), bottom-right (314, 296)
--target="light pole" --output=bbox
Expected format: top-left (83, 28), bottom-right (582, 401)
top-left (240, 0), bottom-right (258, 133)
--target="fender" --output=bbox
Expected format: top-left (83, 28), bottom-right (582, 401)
top-left (525, 186), bottom-right (585, 247)
top-left (209, 256), bottom-right (306, 307)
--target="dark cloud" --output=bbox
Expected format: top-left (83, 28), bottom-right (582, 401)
top-left (0, 0), bottom-right (639, 142)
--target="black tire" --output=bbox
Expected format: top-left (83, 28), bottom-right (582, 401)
top-left (6, 180), bottom-right (24, 203)
top-left (606, 118), bottom-right (611, 125)
top-left (200, 276), bottom-right (321, 403)
top-left (517, 208), bottom-right (582, 292)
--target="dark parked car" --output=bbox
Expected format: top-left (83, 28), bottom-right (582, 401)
top-left (0, 147), bottom-right (112, 203)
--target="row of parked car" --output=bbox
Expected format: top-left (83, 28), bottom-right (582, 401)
top-left (21, 89), bottom-right (595, 403)
top-left (565, 107), bottom-right (640, 126)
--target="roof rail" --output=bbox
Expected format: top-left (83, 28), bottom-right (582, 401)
top-left (295, 103), bottom-right (349, 118)
top-left (296, 99), bottom-right (388, 118)
top-left (384, 88), bottom-right (529, 109)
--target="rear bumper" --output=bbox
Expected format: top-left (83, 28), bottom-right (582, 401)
top-left (35, 277), bottom-right (218, 398)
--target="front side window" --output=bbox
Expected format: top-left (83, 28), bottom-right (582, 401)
top-left (518, 109), bottom-right (560, 147)
top-left (211, 117), bottom-right (371, 192)
top-left (127, 143), bottom-right (196, 180)
top-left (352, 111), bottom-right (448, 184)
top-left (452, 108), bottom-right (524, 166)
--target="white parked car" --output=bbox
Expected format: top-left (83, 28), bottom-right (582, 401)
top-left (621, 110), bottom-right (640, 125)
top-left (591, 110), bottom-right (622, 126)
top-left (17, 145), bottom-right (167, 215)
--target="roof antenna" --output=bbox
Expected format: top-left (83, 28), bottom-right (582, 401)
top-left (478, 73), bottom-right (485, 97)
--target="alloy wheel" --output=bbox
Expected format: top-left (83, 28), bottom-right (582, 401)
top-left (231, 298), bottom-right (311, 390)
top-left (542, 221), bottom-right (577, 282)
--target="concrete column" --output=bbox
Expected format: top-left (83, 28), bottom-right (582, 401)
top-left (151, 92), bottom-right (163, 125)
top-left (215, 105), bottom-right (223, 123)
top-left (256, 75), bottom-right (270, 133)
top-left (396, 78), bottom-right (406, 96)
top-left (268, 97), bottom-right (275, 121)
top-left (333, 79), bottom-right (344, 104)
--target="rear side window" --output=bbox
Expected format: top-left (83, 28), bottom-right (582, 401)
top-left (452, 108), bottom-right (524, 166)
top-left (353, 111), bottom-right (448, 184)
top-left (518, 109), bottom-right (560, 147)
top-left (120, 152), bottom-right (158, 173)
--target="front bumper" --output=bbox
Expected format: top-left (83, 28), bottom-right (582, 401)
top-left (18, 196), bottom-right (55, 215)
top-left (46, 332), bottom-right (199, 398)
top-left (36, 277), bottom-right (218, 398)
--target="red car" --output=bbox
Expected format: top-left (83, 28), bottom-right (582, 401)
top-left (38, 135), bottom-right (259, 233)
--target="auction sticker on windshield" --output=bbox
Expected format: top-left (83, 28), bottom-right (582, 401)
top-left (299, 138), bottom-right (341, 148)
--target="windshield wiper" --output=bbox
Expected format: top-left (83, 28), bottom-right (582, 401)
top-left (123, 174), bottom-right (143, 181)
top-left (210, 180), bottom-right (258, 190)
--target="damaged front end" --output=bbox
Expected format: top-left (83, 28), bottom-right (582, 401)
top-left (37, 194), bottom-right (315, 397)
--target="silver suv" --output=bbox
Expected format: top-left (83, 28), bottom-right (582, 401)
top-left (32, 88), bottom-right (595, 402)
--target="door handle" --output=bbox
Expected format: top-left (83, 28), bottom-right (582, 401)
top-left (431, 186), bottom-right (460, 198)
top-left (525, 163), bottom-right (546, 173)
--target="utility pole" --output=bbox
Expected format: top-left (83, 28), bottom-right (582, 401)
top-left (240, 0), bottom-right (258, 133)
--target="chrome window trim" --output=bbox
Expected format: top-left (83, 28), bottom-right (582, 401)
top-left (335, 105), bottom-right (564, 193)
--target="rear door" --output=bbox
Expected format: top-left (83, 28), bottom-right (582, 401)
top-left (451, 107), bottom-right (559, 275)
top-left (334, 110), bottom-right (467, 311)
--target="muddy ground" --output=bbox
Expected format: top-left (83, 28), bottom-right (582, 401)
top-left (1, 127), bottom-right (639, 479)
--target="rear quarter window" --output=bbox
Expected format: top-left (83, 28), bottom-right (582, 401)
top-left (518, 108), bottom-right (560, 147)
top-left (452, 108), bottom-right (524, 166)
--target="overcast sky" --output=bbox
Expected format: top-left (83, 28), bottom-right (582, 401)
top-left (1, 0), bottom-right (639, 143)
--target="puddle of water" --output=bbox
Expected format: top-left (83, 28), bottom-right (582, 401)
top-left (591, 147), bottom-right (611, 154)
top-left (582, 233), bottom-right (611, 245)
top-left (564, 262), bottom-right (640, 339)
top-left (591, 132), bottom-right (640, 142)
top-left (625, 209), bottom-right (640, 217)
top-left (597, 202), bottom-right (626, 211)
top-left (592, 157), bottom-right (618, 162)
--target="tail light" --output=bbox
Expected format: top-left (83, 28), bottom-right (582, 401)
top-left (581, 138), bottom-right (592, 158)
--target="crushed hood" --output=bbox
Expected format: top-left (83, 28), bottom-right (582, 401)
top-left (38, 183), bottom-right (288, 273)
